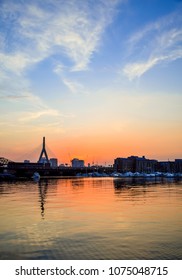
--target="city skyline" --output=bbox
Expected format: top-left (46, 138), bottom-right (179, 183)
top-left (0, 0), bottom-right (182, 164)
top-left (1, 135), bottom-right (181, 167)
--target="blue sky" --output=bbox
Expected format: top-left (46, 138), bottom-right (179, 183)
top-left (0, 0), bottom-right (182, 163)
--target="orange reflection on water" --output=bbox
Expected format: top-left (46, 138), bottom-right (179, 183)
top-left (0, 178), bottom-right (181, 259)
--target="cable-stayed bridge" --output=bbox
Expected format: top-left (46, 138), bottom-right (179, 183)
top-left (15, 137), bottom-right (56, 163)
top-left (1, 137), bottom-right (113, 178)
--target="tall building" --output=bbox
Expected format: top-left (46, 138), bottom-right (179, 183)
top-left (71, 158), bottom-right (84, 168)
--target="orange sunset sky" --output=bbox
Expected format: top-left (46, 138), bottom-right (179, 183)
top-left (0, 0), bottom-right (182, 165)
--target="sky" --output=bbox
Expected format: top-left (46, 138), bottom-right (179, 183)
top-left (0, 0), bottom-right (182, 165)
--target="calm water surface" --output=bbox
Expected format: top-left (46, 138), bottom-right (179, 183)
top-left (0, 177), bottom-right (181, 260)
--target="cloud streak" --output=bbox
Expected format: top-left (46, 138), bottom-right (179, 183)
top-left (123, 8), bottom-right (182, 80)
top-left (0, 0), bottom-right (121, 128)
top-left (0, 0), bottom-right (120, 73)
top-left (62, 78), bottom-right (89, 95)
top-left (19, 109), bottom-right (61, 122)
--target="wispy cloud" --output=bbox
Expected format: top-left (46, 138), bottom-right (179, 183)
top-left (0, 0), bottom-right (120, 74)
top-left (62, 78), bottom-right (88, 95)
top-left (123, 8), bottom-right (182, 80)
top-left (19, 109), bottom-right (61, 122)
top-left (53, 62), bottom-right (89, 95)
top-left (53, 63), bottom-right (65, 75)
top-left (0, 0), bottom-right (121, 128)
top-left (124, 49), bottom-right (182, 80)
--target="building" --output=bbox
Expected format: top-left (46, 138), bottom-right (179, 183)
top-left (49, 158), bottom-right (58, 168)
top-left (158, 161), bottom-right (174, 173)
top-left (24, 160), bottom-right (30, 163)
top-left (158, 160), bottom-right (182, 173)
top-left (114, 156), bottom-right (158, 173)
top-left (175, 159), bottom-right (182, 173)
top-left (71, 158), bottom-right (84, 168)
top-left (114, 157), bottom-right (134, 173)
top-left (135, 156), bottom-right (157, 173)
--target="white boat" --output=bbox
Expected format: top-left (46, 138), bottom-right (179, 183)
top-left (164, 173), bottom-right (174, 178)
top-left (143, 173), bottom-right (156, 177)
top-left (111, 172), bottom-right (120, 177)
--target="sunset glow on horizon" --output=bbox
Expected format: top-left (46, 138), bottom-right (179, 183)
top-left (0, 0), bottom-right (182, 165)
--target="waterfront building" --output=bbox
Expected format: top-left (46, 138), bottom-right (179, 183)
top-left (175, 159), bottom-right (182, 173)
top-left (114, 157), bottom-right (134, 173)
top-left (114, 156), bottom-right (158, 173)
top-left (135, 156), bottom-right (157, 173)
top-left (158, 161), bottom-right (175, 173)
top-left (71, 158), bottom-right (84, 168)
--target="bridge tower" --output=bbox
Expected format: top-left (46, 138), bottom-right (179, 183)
top-left (38, 137), bottom-right (49, 163)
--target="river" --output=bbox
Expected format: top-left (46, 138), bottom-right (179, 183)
top-left (0, 177), bottom-right (181, 259)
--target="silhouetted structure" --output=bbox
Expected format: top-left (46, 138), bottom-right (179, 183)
top-left (114, 156), bottom-right (157, 173)
top-left (114, 156), bottom-right (182, 174)
top-left (1, 136), bottom-right (182, 178)
top-left (49, 158), bottom-right (58, 168)
top-left (38, 137), bottom-right (49, 163)
top-left (0, 157), bottom-right (13, 167)
top-left (71, 158), bottom-right (84, 168)
top-left (175, 159), bottom-right (182, 173)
